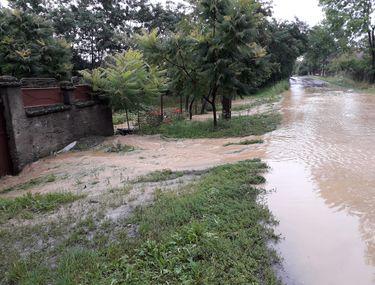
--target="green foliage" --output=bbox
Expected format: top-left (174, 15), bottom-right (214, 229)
top-left (141, 113), bottom-right (281, 138)
top-left (265, 19), bottom-right (309, 81)
top-left (0, 8), bottom-right (72, 79)
top-left (0, 192), bottom-right (83, 223)
top-left (8, 0), bottom-right (187, 70)
top-left (81, 49), bottom-right (169, 113)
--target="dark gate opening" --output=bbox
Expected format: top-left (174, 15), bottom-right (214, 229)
top-left (0, 101), bottom-right (12, 177)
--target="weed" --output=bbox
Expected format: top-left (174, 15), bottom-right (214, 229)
top-left (224, 139), bottom-right (264, 146)
top-left (137, 169), bottom-right (184, 183)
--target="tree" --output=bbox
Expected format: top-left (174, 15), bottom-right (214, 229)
top-left (81, 49), bottom-right (168, 129)
top-left (139, 0), bottom-right (270, 127)
top-left (319, 0), bottom-right (375, 81)
top-left (0, 8), bottom-right (72, 79)
top-left (264, 19), bottom-right (308, 82)
top-left (8, 0), bottom-right (188, 72)
top-left (304, 24), bottom-right (337, 76)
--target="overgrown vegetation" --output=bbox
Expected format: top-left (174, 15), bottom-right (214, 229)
top-left (296, 0), bottom-right (375, 84)
top-left (2, 160), bottom-right (280, 284)
top-left (0, 192), bottom-right (82, 223)
top-left (318, 76), bottom-right (375, 93)
top-left (142, 113), bottom-right (281, 139)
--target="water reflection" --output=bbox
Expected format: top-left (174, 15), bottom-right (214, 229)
top-left (265, 77), bottom-right (375, 284)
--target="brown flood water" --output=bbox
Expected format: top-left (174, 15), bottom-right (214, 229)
top-left (264, 77), bottom-right (375, 284)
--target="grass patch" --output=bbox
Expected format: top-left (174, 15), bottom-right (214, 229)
top-left (1, 174), bottom-right (58, 194)
top-left (317, 76), bottom-right (375, 93)
top-left (3, 160), bottom-right (280, 284)
top-left (0, 192), bottom-right (83, 223)
top-left (232, 80), bottom-right (290, 111)
top-left (224, 139), bottom-right (264, 146)
top-left (142, 113), bottom-right (281, 138)
top-left (137, 169), bottom-right (184, 183)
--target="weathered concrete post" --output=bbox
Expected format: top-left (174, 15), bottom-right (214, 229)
top-left (0, 76), bottom-right (24, 173)
top-left (60, 81), bottom-right (76, 105)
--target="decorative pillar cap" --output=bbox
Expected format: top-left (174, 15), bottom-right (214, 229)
top-left (0, 76), bottom-right (21, 87)
top-left (60, 81), bottom-right (75, 91)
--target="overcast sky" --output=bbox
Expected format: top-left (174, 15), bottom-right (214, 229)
top-left (0, 0), bottom-right (324, 26)
top-left (272, 0), bottom-right (324, 26)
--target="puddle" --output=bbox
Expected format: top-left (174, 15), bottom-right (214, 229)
top-left (265, 77), bottom-right (375, 284)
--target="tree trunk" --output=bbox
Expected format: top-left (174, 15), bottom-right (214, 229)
top-left (160, 93), bottom-right (164, 122)
top-left (179, 93), bottom-right (183, 117)
top-left (221, 96), bottom-right (231, 120)
top-left (211, 86), bottom-right (218, 127)
top-left (125, 108), bottom-right (130, 130)
top-left (137, 109), bottom-right (141, 131)
top-left (189, 97), bottom-right (195, 120)
top-left (185, 94), bottom-right (189, 112)
top-left (368, 28), bottom-right (375, 83)
top-left (212, 102), bottom-right (217, 127)
top-left (200, 98), bottom-right (207, 114)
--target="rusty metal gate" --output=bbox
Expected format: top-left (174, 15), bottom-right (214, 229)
top-left (0, 101), bottom-right (12, 177)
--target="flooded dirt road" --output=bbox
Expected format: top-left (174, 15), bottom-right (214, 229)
top-left (264, 77), bottom-right (375, 284)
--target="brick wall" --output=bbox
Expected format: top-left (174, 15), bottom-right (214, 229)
top-left (0, 76), bottom-right (114, 174)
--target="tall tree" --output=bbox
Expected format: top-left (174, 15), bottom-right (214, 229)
top-left (0, 8), bottom-right (72, 79)
top-left (320, 0), bottom-right (375, 81)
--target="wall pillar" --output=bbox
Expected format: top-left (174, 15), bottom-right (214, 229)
top-left (0, 76), bottom-right (25, 173)
top-left (60, 81), bottom-right (76, 105)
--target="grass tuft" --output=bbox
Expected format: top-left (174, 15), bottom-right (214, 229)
top-left (137, 169), bottom-right (184, 183)
top-left (142, 113), bottom-right (281, 139)
top-left (0, 192), bottom-right (83, 223)
top-left (224, 139), bottom-right (264, 146)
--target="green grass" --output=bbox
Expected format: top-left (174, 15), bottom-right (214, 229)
top-left (3, 160), bottom-right (281, 284)
top-left (317, 76), bottom-right (375, 93)
top-left (0, 174), bottom-right (58, 194)
top-left (0, 192), bottom-right (83, 223)
top-left (232, 80), bottom-right (290, 112)
top-left (142, 113), bottom-right (281, 139)
top-left (224, 139), bottom-right (264, 146)
top-left (137, 169), bottom-right (184, 183)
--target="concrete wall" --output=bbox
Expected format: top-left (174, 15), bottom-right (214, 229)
top-left (0, 76), bottom-right (114, 174)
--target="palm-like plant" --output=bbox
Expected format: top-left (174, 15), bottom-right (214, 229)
top-left (81, 49), bottom-right (169, 130)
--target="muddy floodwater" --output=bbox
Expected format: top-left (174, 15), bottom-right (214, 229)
top-left (264, 77), bottom-right (375, 284)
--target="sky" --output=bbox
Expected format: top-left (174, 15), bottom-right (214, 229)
top-left (272, 0), bottom-right (324, 26)
top-left (0, 0), bottom-right (325, 26)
